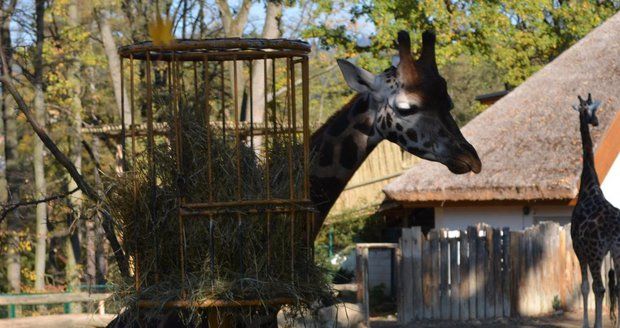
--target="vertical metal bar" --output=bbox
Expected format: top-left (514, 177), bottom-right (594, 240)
top-left (271, 58), bottom-right (277, 128)
top-left (172, 54), bottom-right (186, 297)
top-left (264, 57), bottom-right (271, 270)
top-left (233, 58), bottom-right (244, 275)
top-left (248, 61), bottom-right (254, 151)
top-left (129, 55), bottom-right (139, 292)
top-left (286, 57), bottom-right (295, 279)
top-left (301, 57), bottom-right (312, 268)
top-left (193, 61), bottom-right (198, 109)
top-left (264, 58), bottom-right (270, 199)
top-left (290, 57), bottom-right (297, 144)
top-left (145, 52), bottom-right (158, 283)
top-left (220, 61), bottom-right (226, 140)
top-left (204, 58), bottom-right (216, 287)
top-left (120, 58), bottom-right (126, 171)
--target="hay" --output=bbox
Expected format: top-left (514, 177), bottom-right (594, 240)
top-left (106, 90), bottom-right (329, 325)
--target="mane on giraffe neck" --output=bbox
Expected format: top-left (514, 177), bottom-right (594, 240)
top-left (578, 110), bottom-right (601, 199)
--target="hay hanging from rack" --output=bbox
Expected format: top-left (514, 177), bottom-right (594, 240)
top-left (105, 91), bottom-right (329, 325)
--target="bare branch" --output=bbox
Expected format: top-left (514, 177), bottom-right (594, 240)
top-left (0, 75), bottom-right (129, 278)
top-left (0, 188), bottom-right (80, 223)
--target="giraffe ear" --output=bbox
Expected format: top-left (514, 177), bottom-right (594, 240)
top-left (391, 55), bottom-right (400, 67)
top-left (337, 59), bottom-right (377, 93)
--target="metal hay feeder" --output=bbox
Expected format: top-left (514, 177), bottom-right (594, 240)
top-left (117, 38), bottom-right (314, 325)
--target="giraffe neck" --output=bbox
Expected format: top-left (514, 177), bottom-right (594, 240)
top-left (309, 93), bottom-right (382, 236)
top-left (578, 111), bottom-right (601, 200)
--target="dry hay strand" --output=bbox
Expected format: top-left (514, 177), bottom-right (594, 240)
top-left (105, 92), bottom-right (329, 325)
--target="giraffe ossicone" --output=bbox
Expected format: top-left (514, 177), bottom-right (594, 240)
top-left (309, 30), bottom-right (481, 239)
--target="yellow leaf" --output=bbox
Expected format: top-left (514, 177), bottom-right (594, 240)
top-left (148, 15), bottom-right (175, 46)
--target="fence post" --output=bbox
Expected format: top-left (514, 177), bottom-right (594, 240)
top-left (429, 230), bottom-right (440, 319)
top-left (466, 226), bottom-right (477, 320)
top-left (459, 229), bottom-right (470, 320)
top-left (476, 225), bottom-right (486, 319)
top-left (440, 229), bottom-right (449, 320)
top-left (411, 227), bottom-right (423, 320)
top-left (422, 230), bottom-right (432, 319)
top-left (362, 247), bottom-right (370, 325)
top-left (399, 228), bottom-right (414, 325)
top-left (450, 235), bottom-right (459, 320)
top-left (493, 227), bottom-right (502, 318)
top-left (510, 231), bottom-right (521, 316)
top-left (502, 227), bottom-right (511, 317)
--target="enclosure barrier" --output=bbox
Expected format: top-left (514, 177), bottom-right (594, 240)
top-left (115, 37), bottom-right (318, 326)
top-left (395, 222), bottom-right (613, 324)
top-left (0, 292), bottom-right (110, 318)
top-left (355, 243), bottom-right (398, 326)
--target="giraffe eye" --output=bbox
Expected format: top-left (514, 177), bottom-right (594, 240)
top-left (396, 104), bottom-right (420, 116)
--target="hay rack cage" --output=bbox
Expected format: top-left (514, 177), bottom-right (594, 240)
top-left (117, 38), bottom-right (316, 325)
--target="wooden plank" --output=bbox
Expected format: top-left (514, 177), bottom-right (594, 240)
top-left (422, 230), bottom-right (433, 319)
top-left (502, 227), bottom-right (511, 317)
top-left (362, 247), bottom-right (370, 325)
top-left (399, 229), bottom-right (414, 325)
top-left (450, 235), bottom-right (460, 320)
top-left (509, 231), bottom-right (521, 317)
top-left (485, 226), bottom-right (495, 319)
top-left (356, 245), bottom-right (364, 304)
top-left (493, 228), bottom-right (502, 318)
top-left (525, 226), bottom-right (536, 316)
top-left (459, 230), bottom-right (470, 320)
top-left (411, 227), bottom-right (423, 320)
top-left (0, 293), bottom-right (110, 305)
top-left (430, 230), bottom-right (441, 319)
top-left (440, 230), bottom-right (450, 320)
top-left (475, 226), bottom-right (486, 319)
top-left (467, 226), bottom-right (477, 320)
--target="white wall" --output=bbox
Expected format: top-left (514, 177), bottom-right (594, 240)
top-left (435, 205), bottom-right (573, 231)
top-left (367, 249), bottom-right (393, 291)
top-left (602, 153), bottom-right (620, 209)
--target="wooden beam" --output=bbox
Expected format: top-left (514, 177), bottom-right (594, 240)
top-left (0, 293), bottom-right (110, 305)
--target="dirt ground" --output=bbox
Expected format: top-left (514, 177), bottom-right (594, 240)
top-left (0, 311), bottom-right (613, 328)
top-left (372, 311), bottom-right (613, 328)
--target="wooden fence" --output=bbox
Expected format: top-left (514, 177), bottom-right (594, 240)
top-left (0, 292), bottom-right (111, 318)
top-left (397, 222), bottom-right (613, 324)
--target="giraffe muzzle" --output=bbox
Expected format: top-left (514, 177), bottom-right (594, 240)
top-left (446, 148), bottom-right (481, 175)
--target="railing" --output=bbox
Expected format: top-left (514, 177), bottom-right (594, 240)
top-left (0, 286), bottom-right (111, 319)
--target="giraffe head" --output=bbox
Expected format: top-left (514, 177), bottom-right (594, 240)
top-left (337, 30), bottom-right (481, 174)
top-left (573, 93), bottom-right (601, 126)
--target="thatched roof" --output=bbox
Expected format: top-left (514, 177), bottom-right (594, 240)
top-left (383, 12), bottom-right (620, 204)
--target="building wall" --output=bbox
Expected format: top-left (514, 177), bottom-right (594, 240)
top-left (367, 248), bottom-right (394, 292)
top-left (435, 205), bottom-right (573, 231)
top-left (602, 152), bottom-right (620, 208)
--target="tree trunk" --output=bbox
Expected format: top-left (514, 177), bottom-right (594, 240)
top-left (66, 0), bottom-right (83, 312)
top-left (1, 0), bottom-right (21, 300)
top-left (215, 0), bottom-right (251, 116)
top-left (96, 9), bottom-right (130, 126)
top-left (250, 1), bottom-right (282, 150)
top-left (92, 137), bottom-right (108, 284)
top-left (33, 0), bottom-right (47, 293)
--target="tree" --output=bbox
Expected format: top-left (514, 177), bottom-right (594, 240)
top-left (1, 0), bottom-right (22, 297)
top-left (32, 0), bottom-right (47, 293)
top-left (306, 0), bottom-right (619, 123)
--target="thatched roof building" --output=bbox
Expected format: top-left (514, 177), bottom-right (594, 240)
top-left (384, 12), bottom-right (620, 207)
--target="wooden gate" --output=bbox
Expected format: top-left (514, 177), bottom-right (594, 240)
top-left (397, 222), bottom-right (613, 324)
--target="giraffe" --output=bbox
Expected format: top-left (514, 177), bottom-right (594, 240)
top-left (107, 30), bottom-right (482, 328)
top-left (571, 94), bottom-right (620, 328)
top-left (309, 30), bottom-right (481, 239)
